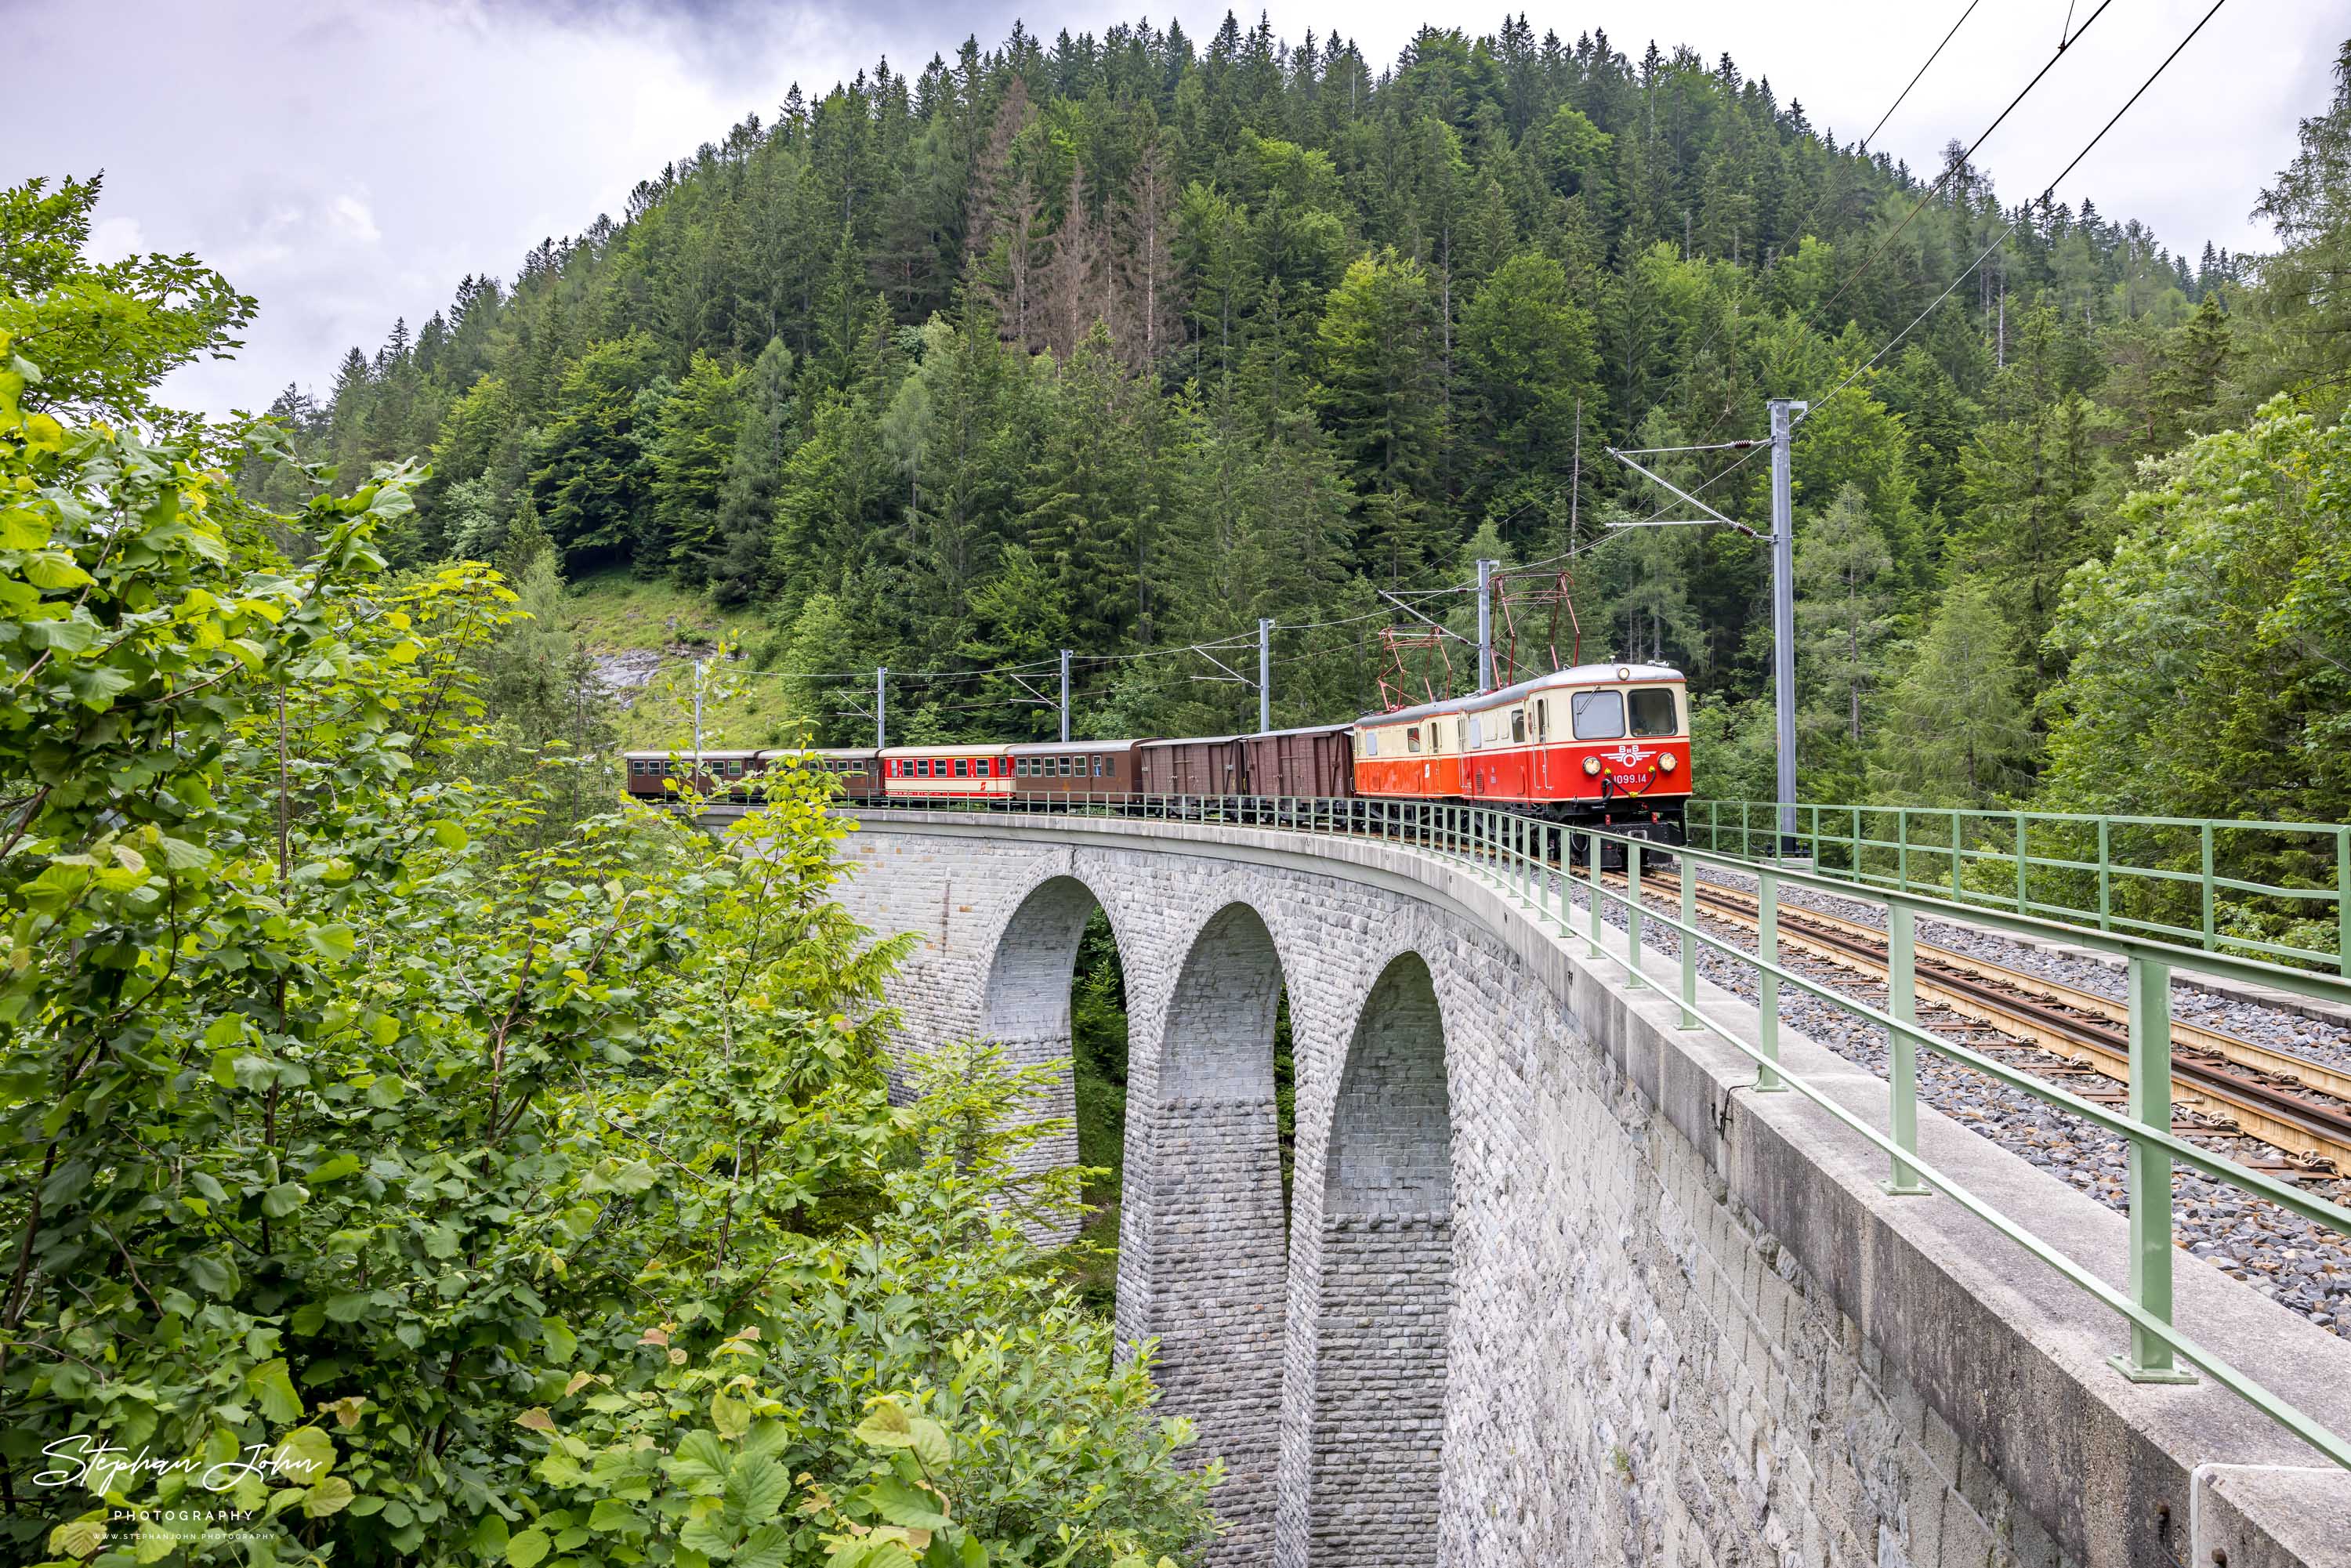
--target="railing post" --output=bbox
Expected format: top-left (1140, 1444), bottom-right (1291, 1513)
top-left (1586, 829), bottom-right (1605, 958)
top-left (2111, 954), bottom-right (2194, 1385)
top-left (1755, 869), bottom-right (1784, 1092)
top-left (1950, 809), bottom-right (1963, 902)
top-left (2015, 812), bottom-right (2029, 915)
top-left (2201, 822), bottom-right (2218, 955)
top-left (1553, 824), bottom-right (1570, 933)
top-left (1678, 864), bottom-right (1700, 1029)
top-left (1896, 809), bottom-right (1911, 895)
top-left (2338, 826), bottom-right (2349, 980)
top-left (2098, 817), bottom-right (2113, 933)
top-left (1850, 804), bottom-right (1861, 877)
top-left (1884, 903), bottom-right (1929, 1195)
top-left (1625, 841), bottom-right (1646, 989)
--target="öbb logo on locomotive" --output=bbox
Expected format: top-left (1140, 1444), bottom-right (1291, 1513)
top-left (623, 661), bottom-right (1693, 842)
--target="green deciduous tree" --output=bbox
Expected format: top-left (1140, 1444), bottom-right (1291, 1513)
top-left (1872, 577), bottom-right (2035, 803)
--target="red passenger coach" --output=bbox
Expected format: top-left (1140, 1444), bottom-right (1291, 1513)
top-left (881, 744), bottom-right (1013, 800)
top-left (1352, 662), bottom-right (1692, 838)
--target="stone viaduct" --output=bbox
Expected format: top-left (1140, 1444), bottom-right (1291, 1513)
top-left (806, 807), bottom-right (2351, 1568)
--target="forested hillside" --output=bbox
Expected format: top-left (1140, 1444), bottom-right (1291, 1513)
top-left (299, 16), bottom-right (2351, 817)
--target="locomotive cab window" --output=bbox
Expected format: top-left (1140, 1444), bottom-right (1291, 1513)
top-left (1629, 688), bottom-right (1679, 737)
top-left (1571, 690), bottom-right (1625, 740)
top-left (1407, 726), bottom-right (1422, 755)
top-left (1511, 709), bottom-right (1527, 744)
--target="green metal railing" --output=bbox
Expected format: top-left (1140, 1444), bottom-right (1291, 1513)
top-left (835, 790), bottom-right (2351, 1472)
top-left (1689, 799), bottom-right (2351, 978)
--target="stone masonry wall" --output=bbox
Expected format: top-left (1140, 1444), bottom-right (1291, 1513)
top-left (817, 816), bottom-right (2351, 1568)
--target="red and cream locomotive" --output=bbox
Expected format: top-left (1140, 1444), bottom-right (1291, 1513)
top-left (1350, 661), bottom-right (1689, 839)
top-left (622, 661), bottom-right (1692, 841)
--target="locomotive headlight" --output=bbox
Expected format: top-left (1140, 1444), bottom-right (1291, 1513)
top-left (1657, 752), bottom-right (1678, 773)
top-left (1581, 756), bottom-right (1602, 776)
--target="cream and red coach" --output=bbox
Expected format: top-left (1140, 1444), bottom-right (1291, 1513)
top-left (1350, 662), bottom-right (1691, 840)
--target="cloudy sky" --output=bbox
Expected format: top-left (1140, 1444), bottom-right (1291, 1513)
top-left (16, 0), bottom-right (2342, 418)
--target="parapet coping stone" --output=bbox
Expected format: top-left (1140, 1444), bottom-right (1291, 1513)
top-left (855, 808), bottom-right (2351, 1568)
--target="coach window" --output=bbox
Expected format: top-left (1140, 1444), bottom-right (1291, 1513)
top-left (1406, 726), bottom-right (1422, 755)
top-left (1512, 709), bottom-right (1527, 744)
top-left (1571, 690), bottom-right (1625, 740)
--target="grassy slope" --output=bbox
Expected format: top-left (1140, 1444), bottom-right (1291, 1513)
top-left (566, 569), bottom-right (814, 751)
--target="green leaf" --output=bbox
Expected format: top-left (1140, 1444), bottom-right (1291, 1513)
top-left (723, 1455), bottom-right (789, 1526)
top-left (853, 1400), bottom-right (915, 1450)
top-left (21, 552), bottom-right (94, 590)
top-left (249, 1359), bottom-right (303, 1424)
top-left (505, 1527), bottom-right (551, 1568)
top-left (710, 1389), bottom-right (750, 1440)
top-left (157, 836), bottom-right (213, 872)
top-left (432, 820), bottom-right (469, 850)
top-left (867, 1477), bottom-right (950, 1531)
top-left (586, 1497), bottom-right (642, 1536)
top-left (305, 923), bottom-right (356, 963)
top-left (307, 1153), bottom-right (362, 1183)
top-left (48, 1515), bottom-right (106, 1559)
top-left (539, 1316), bottom-right (578, 1365)
top-left (261, 1182), bottom-right (308, 1217)
top-left (0, 508), bottom-right (51, 549)
top-left (19, 616), bottom-right (95, 652)
top-left (302, 1476), bottom-right (355, 1517)
top-left (274, 1425), bottom-right (336, 1483)
top-left (732, 1524), bottom-right (793, 1568)
top-left (668, 1431), bottom-right (730, 1488)
top-left (906, 1418), bottom-right (951, 1472)
top-left (469, 1512), bottom-right (510, 1559)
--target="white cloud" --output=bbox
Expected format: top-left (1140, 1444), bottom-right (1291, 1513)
top-left (13, 0), bottom-right (2342, 419)
top-left (328, 194), bottom-right (382, 245)
top-left (85, 214), bottom-right (147, 261)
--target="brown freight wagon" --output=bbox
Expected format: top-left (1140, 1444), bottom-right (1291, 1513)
top-left (1237, 722), bottom-right (1357, 801)
top-left (1136, 734), bottom-right (1249, 797)
top-left (1006, 739), bottom-right (1150, 802)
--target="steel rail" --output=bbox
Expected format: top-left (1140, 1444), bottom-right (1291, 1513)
top-left (1654, 873), bottom-right (2351, 1172)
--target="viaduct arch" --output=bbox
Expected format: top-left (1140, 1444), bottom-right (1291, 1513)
top-left (813, 810), bottom-right (2351, 1568)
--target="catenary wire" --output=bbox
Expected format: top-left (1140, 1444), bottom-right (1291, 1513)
top-left (1861, 0), bottom-right (1986, 153)
top-left (1795, 0), bottom-right (2230, 431)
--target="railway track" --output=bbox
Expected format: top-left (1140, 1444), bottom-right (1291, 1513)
top-left (1600, 867), bottom-right (2351, 1179)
